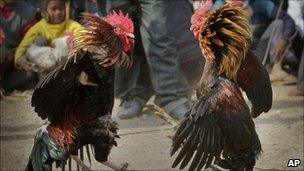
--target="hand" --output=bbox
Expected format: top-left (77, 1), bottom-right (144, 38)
top-left (16, 55), bottom-right (35, 72)
top-left (270, 39), bottom-right (288, 62)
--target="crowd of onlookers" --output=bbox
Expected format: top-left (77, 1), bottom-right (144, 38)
top-left (0, 0), bottom-right (303, 120)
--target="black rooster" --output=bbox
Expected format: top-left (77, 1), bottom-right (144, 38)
top-left (26, 11), bottom-right (134, 171)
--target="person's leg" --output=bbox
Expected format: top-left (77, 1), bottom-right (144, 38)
top-left (103, 0), bottom-right (153, 119)
top-left (288, 47), bottom-right (304, 96)
top-left (115, 52), bottom-right (153, 119)
top-left (297, 49), bottom-right (304, 92)
top-left (1, 46), bottom-right (38, 95)
top-left (2, 69), bottom-right (38, 94)
top-left (256, 20), bottom-right (284, 66)
top-left (0, 45), bottom-right (14, 95)
top-left (292, 48), bottom-right (304, 96)
top-left (138, 0), bottom-right (194, 120)
top-left (257, 20), bottom-right (297, 82)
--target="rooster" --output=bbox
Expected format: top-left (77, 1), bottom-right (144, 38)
top-left (171, 1), bottom-right (272, 171)
top-left (25, 11), bottom-right (134, 171)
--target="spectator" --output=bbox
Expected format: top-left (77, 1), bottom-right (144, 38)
top-left (290, 49), bottom-right (304, 96)
top-left (288, 0), bottom-right (304, 96)
top-left (0, 0), bottom-right (39, 95)
top-left (70, 0), bottom-right (104, 23)
top-left (94, 0), bottom-right (203, 120)
top-left (14, 0), bottom-right (82, 74)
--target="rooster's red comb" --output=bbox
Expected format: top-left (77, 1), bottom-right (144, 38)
top-left (191, 0), bottom-right (213, 39)
top-left (106, 10), bottom-right (134, 33)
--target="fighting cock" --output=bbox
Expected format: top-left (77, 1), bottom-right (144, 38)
top-left (25, 11), bottom-right (134, 171)
top-left (171, 1), bottom-right (272, 171)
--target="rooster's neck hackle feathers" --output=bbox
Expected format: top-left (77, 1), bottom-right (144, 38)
top-left (198, 3), bottom-right (252, 80)
top-left (71, 12), bottom-right (134, 68)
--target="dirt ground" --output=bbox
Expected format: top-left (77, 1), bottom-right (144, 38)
top-left (0, 84), bottom-right (303, 170)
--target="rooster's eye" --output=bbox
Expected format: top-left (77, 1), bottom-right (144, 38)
top-left (114, 27), bottom-right (123, 33)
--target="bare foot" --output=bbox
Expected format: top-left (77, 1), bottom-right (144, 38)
top-left (269, 64), bottom-right (297, 83)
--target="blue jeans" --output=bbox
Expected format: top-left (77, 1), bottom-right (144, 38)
top-left (298, 49), bottom-right (304, 91)
top-left (105, 0), bottom-right (203, 107)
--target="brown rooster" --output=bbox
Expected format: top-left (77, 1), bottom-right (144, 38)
top-left (171, 1), bottom-right (272, 170)
top-left (25, 11), bottom-right (134, 171)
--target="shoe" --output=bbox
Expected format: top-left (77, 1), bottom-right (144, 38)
top-left (161, 98), bottom-right (190, 120)
top-left (117, 97), bottom-right (146, 119)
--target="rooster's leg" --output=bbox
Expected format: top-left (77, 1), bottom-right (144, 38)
top-left (70, 155), bottom-right (91, 171)
top-left (101, 161), bottom-right (129, 171)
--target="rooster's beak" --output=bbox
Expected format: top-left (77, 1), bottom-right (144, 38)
top-left (127, 33), bottom-right (135, 39)
top-left (190, 24), bottom-right (195, 31)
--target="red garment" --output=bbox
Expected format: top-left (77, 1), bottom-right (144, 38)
top-left (0, 4), bottom-right (15, 19)
top-left (0, 3), bottom-right (37, 40)
top-left (21, 18), bottom-right (37, 37)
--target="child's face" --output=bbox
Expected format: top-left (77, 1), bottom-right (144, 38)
top-left (46, 0), bottom-right (66, 24)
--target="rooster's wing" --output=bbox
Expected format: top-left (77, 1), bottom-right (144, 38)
top-left (237, 49), bottom-right (273, 118)
top-left (171, 78), bottom-right (259, 170)
top-left (32, 13), bottom-right (131, 121)
top-left (31, 50), bottom-right (99, 121)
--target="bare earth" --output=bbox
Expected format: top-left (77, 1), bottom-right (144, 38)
top-left (0, 84), bottom-right (303, 170)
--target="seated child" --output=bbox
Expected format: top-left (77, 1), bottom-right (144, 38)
top-left (15, 0), bottom-right (83, 73)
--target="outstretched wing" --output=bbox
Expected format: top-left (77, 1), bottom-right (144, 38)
top-left (237, 49), bottom-right (273, 118)
top-left (31, 50), bottom-right (96, 121)
top-left (171, 78), bottom-right (259, 170)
